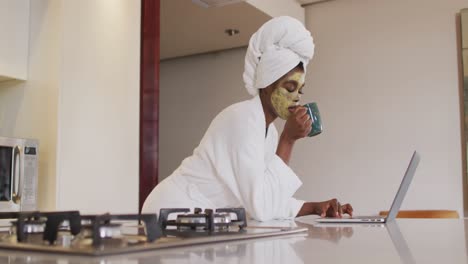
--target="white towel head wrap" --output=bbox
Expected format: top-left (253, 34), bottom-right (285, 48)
top-left (243, 16), bottom-right (315, 96)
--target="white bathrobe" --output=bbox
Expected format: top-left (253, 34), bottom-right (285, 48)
top-left (142, 95), bottom-right (305, 221)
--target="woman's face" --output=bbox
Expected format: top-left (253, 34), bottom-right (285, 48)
top-left (270, 67), bottom-right (305, 120)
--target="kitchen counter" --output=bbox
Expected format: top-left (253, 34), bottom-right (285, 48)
top-left (0, 216), bottom-right (467, 263)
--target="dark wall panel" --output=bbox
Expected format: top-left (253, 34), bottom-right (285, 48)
top-left (139, 0), bottom-right (160, 212)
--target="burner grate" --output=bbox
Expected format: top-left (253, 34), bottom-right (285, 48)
top-left (7, 211), bottom-right (82, 244)
top-left (158, 207), bottom-right (247, 233)
top-left (81, 213), bottom-right (162, 246)
top-left (0, 211), bottom-right (162, 246)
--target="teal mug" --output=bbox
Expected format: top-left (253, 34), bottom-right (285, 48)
top-left (303, 102), bottom-right (323, 137)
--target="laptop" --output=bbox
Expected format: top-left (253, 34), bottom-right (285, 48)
top-left (315, 151), bottom-right (420, 223)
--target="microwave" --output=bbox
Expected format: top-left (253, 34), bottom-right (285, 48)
top-left (0, 137), bottom-right (38, 212)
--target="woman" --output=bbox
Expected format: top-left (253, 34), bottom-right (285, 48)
top-left (142, 16), bottom-right (353, 221)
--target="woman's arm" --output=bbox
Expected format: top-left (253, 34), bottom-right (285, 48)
top-left (276, 133), bottom-right (295, 164)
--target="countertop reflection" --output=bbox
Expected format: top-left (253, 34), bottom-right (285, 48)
top-left (0, 234), bottom-right (307, 264)
top-left (0, 218), bottom-right (468, 264)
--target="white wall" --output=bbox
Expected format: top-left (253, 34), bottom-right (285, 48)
top-left (160, 0), bottom-right (467, 216)
top-left (56, 0), bottom-right (141, 214)
top-left (301, 0), bottom-right (466, 215)
top-left (0, 0), bottom-right (141, 213)
top-left (0, 0), bottom-right (62, 210)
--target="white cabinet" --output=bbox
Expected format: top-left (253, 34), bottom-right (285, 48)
top-left (0, 0), bottom-right (29, 81)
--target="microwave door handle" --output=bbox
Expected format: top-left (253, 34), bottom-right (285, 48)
top-left (12, 146), bottom-right (21, 204)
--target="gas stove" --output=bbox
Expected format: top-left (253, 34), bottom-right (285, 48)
top-left (0, 208), bottom-right (307, 256)
top-left (159, 207), bottom-right (246, 236)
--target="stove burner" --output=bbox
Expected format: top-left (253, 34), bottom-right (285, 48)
top-left (77, 213), bottom-right (162, 246)
top-left (159, 208), bottom-right (247, 233)
top-left (0, 211), bottom-right (162, 247)
top-left (11, 219), bottom-right (46, 234)
top-left (4, 211), bottom-right (82, 244)
top-left (0, 207), bottom-right (306, 257)
top-left (0, 207), bottom-right (250, 253)
top-left (8, 218), bottom-right (47, 245)
top-left (98, 224), bottom-right (122, 238)
top-left (80, 222), bottom-right (122, 239)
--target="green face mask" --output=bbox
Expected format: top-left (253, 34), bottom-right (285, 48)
top-left (270, 71), bottom-right (305, 120)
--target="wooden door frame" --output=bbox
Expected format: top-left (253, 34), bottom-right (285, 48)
top-left (139, 0), bottom-right (160, 212)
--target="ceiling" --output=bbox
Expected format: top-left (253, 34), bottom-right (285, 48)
top-left (160, 0), bottom-right (270, 60)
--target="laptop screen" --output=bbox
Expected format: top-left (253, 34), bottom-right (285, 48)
top-left (386, 151), bottom-right (420, 221)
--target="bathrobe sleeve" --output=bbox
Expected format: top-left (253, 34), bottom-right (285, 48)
top-left (225, 110), bottom-right (304, 221)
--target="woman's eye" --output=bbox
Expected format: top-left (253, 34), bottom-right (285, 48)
top-left (299, 88), bottom-right (304, 95)
top-left (284, 85), bottom-right (296, 92)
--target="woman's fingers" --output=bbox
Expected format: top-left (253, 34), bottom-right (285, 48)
top-left (341, 203), bottom-right (354, 216)
top-left (320, 200), bottom-right (353, 218)
top-left (321, 203), bottom-right (330, 217)
top-left (294, 107), bottom-right (308, 118)
top-left (328, 199), bottom-right (340, 217)
top-left (327, 200), bottom-right (353, 218)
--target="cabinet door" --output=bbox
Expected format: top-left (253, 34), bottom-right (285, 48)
top-left (0, 0), bottom-right (29, 81)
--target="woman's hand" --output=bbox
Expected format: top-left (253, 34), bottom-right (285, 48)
top-left (282, 106), bottom-right (312, 142)
top-left (277, 106), bottom-right (312, 164)
top-left (313, 199), bottom-right (353, 217)
top-left (297, 199), bottom-right (354, 218)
